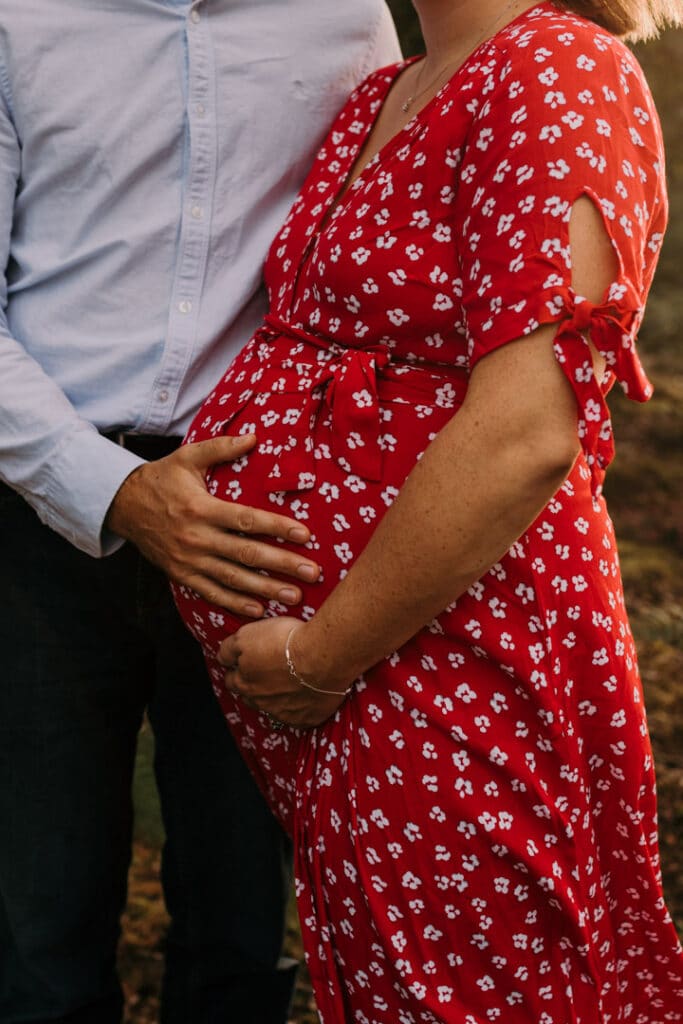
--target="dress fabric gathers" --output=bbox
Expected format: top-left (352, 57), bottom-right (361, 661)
top-left (173, 5), bottom-right (683, 1022)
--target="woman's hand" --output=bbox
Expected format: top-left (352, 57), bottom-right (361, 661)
top-left (217, 617), bottom-right (350, 729)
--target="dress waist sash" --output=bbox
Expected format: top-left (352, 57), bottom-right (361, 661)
top-left (243, 314), bottom-right (469, 490)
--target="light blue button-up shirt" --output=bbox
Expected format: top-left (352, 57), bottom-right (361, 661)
top-left (0, 0), bottom-right (400, 556)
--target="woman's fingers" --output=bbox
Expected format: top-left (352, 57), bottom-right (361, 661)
top-left (217, 619), bottom-right (347, 728)
top-left (219, 634), bottom-right (240, 668)
top-left (224, 682), bottom-right (343, 730)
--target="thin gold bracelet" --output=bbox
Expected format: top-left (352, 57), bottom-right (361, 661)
top-left (285, 627), bottom-right (352, 697)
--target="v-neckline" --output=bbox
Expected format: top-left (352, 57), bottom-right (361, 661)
top-left (287, 58), bottom-right (458, 318)
top-left (289, 1), bottom-right (545, 317)
top-left (318, 0), bottom-right (548, 235)
top-left (316, 57), bottom-right (426, 238)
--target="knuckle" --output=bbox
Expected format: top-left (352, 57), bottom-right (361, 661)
top-left (184, 495), bottom-right (207, 520)
top-left (236, 507), bottom-right (256, 532)
top-left (240, 599), bottom-right (261, 617)
top-left (220, 564), bottom-right (241, 590)
top-left (237, 541), bottom-right (259, 568)
top-left (166, 444), bottom-right (183, 462)
top-left (166, 567), bottom-right (186, 589)
top-left (217, 641), bottom-right (232, 663)
top-left (211, 590), bottom-right (239, 612)
top-left (168, 558), bottom-right (188, 581)
top-left (177, 526), bottom-right (202, 551)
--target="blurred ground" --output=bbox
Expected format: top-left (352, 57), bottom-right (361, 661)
top-left (118, 17), bottom-right (683, 1024)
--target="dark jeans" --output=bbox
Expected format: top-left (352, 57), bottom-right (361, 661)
top-left (0, 485), bottom-right (295, 1024)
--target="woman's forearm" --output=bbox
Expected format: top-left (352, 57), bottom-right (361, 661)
top-left (293, 326), bottom-right (581, 690)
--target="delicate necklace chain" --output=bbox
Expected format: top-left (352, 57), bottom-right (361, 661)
top-left (401, 0), bottom-right (525, 114)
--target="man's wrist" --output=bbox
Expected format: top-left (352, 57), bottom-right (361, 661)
top-left (104, 462), bottom-right (147, 540)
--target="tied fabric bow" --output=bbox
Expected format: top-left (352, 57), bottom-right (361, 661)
top-left (552, 292), bottom-right (651, 496)
top-left (258, 315), bottom-right (393, 490)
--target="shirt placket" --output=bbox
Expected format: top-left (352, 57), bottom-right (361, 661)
top-left (144, 0), bottom-right (216, 432)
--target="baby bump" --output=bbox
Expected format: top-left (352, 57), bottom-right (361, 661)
top-left (174, 333), bottom-right (468, 659)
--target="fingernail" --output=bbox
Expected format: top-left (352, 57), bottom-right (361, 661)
top-left (278, 587), bottom-right (299, 604)
top-left (233, 433), bottom-right (256, 445)
top-left (243, 602), bottom-right (262, 617)
top-left (288, 526), bottom-right (309, 543)
top-left (297, 563), bottom-right (319, 581)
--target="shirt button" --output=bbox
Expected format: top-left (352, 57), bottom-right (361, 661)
top-left (196, 103), bottom-right (206, 117)
top-left (190, 8), bottom-right (200, 23)
top-left (191, 205), bottom-right (203, 220)
top-left (178, 300), bottom-right (192, 314)
top-left (158, 389), bottom-right (169, 404)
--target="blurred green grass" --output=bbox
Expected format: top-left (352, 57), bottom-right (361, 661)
top-left (132, 727), bottom-right (163, 848)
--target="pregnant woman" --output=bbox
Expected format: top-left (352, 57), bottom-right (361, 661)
top-left (173, 0), bottom-right (683, 1020)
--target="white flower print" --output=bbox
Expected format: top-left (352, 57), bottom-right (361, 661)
top-left (387, 308), bottom-right (410, 326)
top-left (173, 21), bottom-right (679, 1024)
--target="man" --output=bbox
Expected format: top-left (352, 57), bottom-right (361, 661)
top-left (0, 2), bottom-right (400, 1021)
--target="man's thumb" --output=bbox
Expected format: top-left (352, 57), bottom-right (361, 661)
top-left (183, 433), bottom-right (257, 468)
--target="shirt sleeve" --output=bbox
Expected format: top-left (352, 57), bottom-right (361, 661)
top-left (0, 75), bottom-right (143, 557)
top-left (453, 28), bottom-right (667, 495)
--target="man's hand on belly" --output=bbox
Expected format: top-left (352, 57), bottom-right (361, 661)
top-left (105, 433), bottom-right (320, 617)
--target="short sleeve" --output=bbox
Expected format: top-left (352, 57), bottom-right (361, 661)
top-left (454, 18), bottom-right (668, 494)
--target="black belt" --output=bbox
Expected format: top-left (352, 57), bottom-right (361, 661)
top-left (103, 432), bottom-right (183, 461)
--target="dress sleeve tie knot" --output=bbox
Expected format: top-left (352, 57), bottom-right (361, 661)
top-left (552, 288), bottom-right (652, 498)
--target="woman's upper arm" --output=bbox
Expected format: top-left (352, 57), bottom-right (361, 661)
top-left (465, 194), bottom-right (619, 445)
top-left (452, 21), bottom-right (665, 491)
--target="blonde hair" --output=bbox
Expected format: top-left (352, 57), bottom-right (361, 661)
top-left (557, 0), bottom-right (683, 40)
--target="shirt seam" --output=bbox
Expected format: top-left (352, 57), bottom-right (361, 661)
top-left (0, 48), bottom-right (15, 121)
top-left (359, 4), bottom-right (388, 81)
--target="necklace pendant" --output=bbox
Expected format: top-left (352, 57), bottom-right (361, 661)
top-left (401, 97), bottom-right (413, 114)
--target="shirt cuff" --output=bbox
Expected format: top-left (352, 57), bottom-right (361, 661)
top-left (25, 426), bottom-right (146, 558)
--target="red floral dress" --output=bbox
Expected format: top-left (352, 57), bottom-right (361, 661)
top-left (173, 4), bottom-right (683, 1021)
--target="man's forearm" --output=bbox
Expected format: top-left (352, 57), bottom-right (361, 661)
top-left (0, 341), bottom-right (145, 557)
